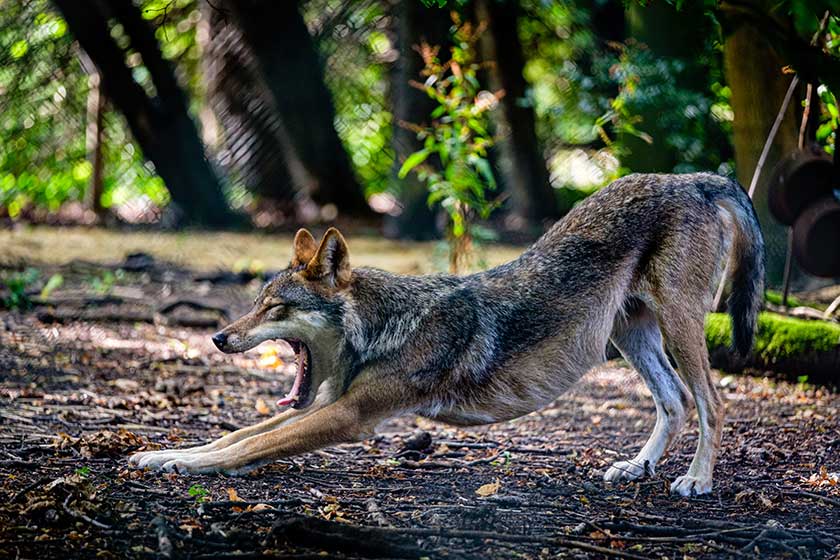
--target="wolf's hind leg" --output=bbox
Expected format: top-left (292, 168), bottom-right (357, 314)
top-left (658, 311), bottom-right (724, 496)
top-left (605, 301), bottom-right (691, 484)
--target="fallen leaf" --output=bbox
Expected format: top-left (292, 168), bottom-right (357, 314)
top-left (227, 487), bottom-right (242, 502)
top-left (475, 480), bottom-right (501, 497)
top-left (258, 347), bottom-right (283, 369)
top-left (255, 399), bottom-right (271, 415)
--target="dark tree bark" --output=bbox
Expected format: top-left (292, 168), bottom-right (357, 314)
top-left (198, 0), bottom-right (300, 215)
top-left (386, 0), bottom-right (451, 240)
top-left (227, 0), bottom-right (372, 218)
top-left (477, 0), bottom-right (559, 229)
top-left (53, 0), bottom-right (235, 226)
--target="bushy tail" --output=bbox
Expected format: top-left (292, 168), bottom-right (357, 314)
top-left (722, 182), bottom-right (765, 356)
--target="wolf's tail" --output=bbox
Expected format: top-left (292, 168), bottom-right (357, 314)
top-left (716, 179), bottom-right (765, 356)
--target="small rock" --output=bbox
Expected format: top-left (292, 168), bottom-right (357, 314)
top-left (402, 430), bottom-right (432, 452)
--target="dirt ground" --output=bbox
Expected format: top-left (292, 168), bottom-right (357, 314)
top-left (1, 234), bottom-right (839, 559)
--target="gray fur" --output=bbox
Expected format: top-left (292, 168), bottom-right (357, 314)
top-left (133, 172), bottom-right (765, 496)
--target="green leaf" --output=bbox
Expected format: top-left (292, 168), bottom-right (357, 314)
top-left (398, 149), bottom-right (432, 178)
top-left (10, 40), bottom-right (28, 59)
top-left (472, 157), bottom-right (496, 190)
top-left (40, 274), bottom-right (63, 299)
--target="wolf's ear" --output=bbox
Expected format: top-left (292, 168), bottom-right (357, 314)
top-left (302, 227), bottom-right (351, 288)
top-left (291, 228), bottom-right (318, 269)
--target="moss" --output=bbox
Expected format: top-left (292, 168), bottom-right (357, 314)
top-left (705, 312), bottom-right (840, 362)
top-left (705, 313), bottom-right (733, 350)
top-left (764, 290), bottom-right (825, 311)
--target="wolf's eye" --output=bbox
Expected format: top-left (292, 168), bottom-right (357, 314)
top-left (265, 303), bottom-right (287, 319)
top-left (262, 296), bottom-right (284, 307)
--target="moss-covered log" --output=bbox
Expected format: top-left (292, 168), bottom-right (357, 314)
top-left (706, 312), bottom-right (840, 384)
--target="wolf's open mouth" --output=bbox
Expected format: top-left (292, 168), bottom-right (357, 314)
top-left (276, 339), bottom-right (312, 409)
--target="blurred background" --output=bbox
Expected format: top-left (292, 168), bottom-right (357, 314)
top-left (0, 0), bottom-right (838, 289)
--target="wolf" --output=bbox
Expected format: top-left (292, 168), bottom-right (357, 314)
top-left (130, 172), bottom-right (764, 496)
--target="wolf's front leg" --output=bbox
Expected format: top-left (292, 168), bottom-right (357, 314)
top-left (129, 407), bottom-right (306, 470)
top-left (157, 385), bottom-right (399, 475)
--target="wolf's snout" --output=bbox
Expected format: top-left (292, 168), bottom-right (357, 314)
top-left (211, 332), bottom-right (228, 350)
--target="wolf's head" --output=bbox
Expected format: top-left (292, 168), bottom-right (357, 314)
top-left (211, 228), bottom-right (352, 410)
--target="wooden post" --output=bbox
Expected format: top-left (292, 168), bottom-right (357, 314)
top-left (85, 71), bottom-right (106, 219)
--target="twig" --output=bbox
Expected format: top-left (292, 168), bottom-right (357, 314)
top-left (381, 526), bottom-right (649, 559)
top-left (198, 499), bottom-right (301, 510)
top-left (11, 476), bottom-right (50, 503)
top-left (366, 497), bottom-right (392, 527)
top-left (152, 516), bottom-right (174, 559)
top-left (782, 489), bottom-right (840, 508)
top-left (798, 83), bottom-right (813, 150)
top-left (62, 494), bottom-right (111, 530)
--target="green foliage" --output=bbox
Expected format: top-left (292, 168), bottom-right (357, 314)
top-left (74, 465), bottom-right (92, 478)
top-left (419, 0), bottom-right (468, 7)
top-left (519, 0), bottom-right (605, 147)
top-left (88, 269), bottom-right (125, 295)
top-left (188, 483), bottom-right (210, 503)
top-left (816, 84), bottom-right (838, 155)
top-left (705, 312), bottom-right (840, 362)
top-left (399, 19), bottom-right (501, 272)
top-left (306, 0), bottom-right (394, 196)
top-left (0, 0), bottom-right (172, 219)
top-left (1, 268), bottom-right (39, 310)
top-left (594, 42), bottom-right (731, 175)
top-left (520, 1), bottom-right (732, 182)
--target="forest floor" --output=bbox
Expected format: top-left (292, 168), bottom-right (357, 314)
top-left (1, 227), bottom-right (839, 559)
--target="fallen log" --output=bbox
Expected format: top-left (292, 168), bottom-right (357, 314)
top-left (706, 312), bottom-right (840, 385)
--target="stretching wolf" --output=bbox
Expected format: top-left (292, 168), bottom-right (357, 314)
top-left (131, 172), bottom-right (764, 496)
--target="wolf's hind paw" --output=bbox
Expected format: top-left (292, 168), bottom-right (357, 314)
top-left (670, 475), bottom-right (712, 496)
top-left (604, 459), bottom-right (653, 483)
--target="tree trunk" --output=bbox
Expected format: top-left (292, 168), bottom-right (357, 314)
top-left (476, 0), bottom-right (559, 230)
top-left (227, 0), bottom-right (372, 219)
top-left (385, 0), bottom-right (451, 239)
top-left (724, 20), bottom-right (799, 284)
top-left (53, 0), bottom-right (235, 226)
top-left (198, 0), bottom-right (300, 216)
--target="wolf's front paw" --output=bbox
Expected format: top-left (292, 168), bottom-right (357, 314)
top-left (131, 449), bottom-right (196, 470)
top-left (604, 459), bottom-right (653, 483)
top-left (161, 457), bottom-right (220, 475)
top-left (670, 475), bottom-right (712, 496)
top-left (159, 452), bottom-right (256, 476)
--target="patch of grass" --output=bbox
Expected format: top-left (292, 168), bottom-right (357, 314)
top-left (706, 311), bottom-right (840, 362)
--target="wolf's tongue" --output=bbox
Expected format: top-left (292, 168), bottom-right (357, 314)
top-left (277, 346), bottom-right (305, 407)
